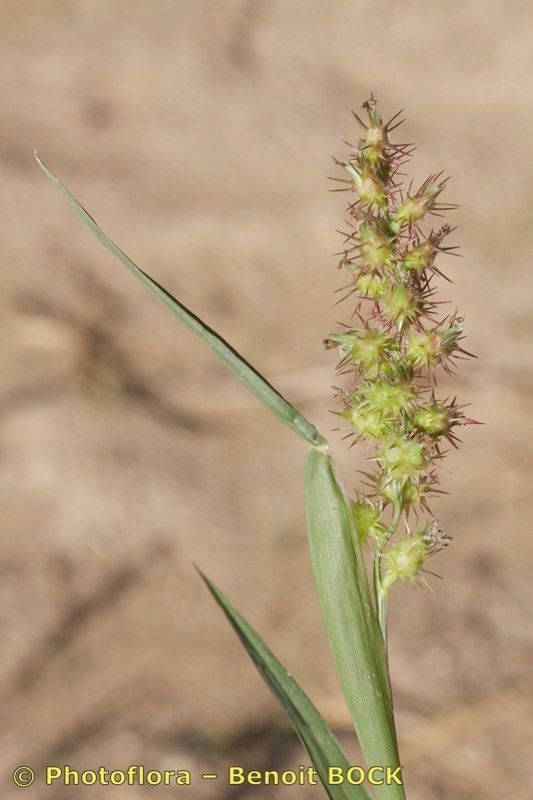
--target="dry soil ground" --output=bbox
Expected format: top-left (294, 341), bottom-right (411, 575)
top-left (1, 2), bottom-right (533, 799)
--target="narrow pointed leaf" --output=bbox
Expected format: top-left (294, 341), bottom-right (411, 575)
top-left (305, 447), bottom-right (405, 800)
top-left (200, 570), bottom-right (372, 800)
top-left (35, 155), bottom-right (326, 448)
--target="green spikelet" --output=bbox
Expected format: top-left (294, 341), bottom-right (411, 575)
top-left (329, 95), bottom-right (478, 639)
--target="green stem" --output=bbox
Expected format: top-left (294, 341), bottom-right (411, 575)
top-left (373, 549), bottom-right (385, 639)
top-left (376, 561), bottom-right (389, 646)
top-left (373, 497), bottom-right (403, 646)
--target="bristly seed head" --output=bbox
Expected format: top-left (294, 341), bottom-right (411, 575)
top-left (329, 96), bottom-right (477, 587)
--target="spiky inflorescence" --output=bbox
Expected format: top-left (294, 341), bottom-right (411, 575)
top-left (327, 96), bottom-right (477, 600)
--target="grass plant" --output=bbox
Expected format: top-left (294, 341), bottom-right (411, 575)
top-left (37, 95), bottom-right (475, 799)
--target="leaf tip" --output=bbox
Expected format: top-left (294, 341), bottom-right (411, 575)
top-left (194, 564), bottom-right (216, 595)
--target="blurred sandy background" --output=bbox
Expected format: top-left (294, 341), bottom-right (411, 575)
top-left (1, 1), bottom-right (532, 798)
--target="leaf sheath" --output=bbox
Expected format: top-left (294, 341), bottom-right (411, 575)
top-left (305, 447), bottom-right (405, 800)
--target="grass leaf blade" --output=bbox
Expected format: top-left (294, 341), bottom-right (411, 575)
top-left (35, 155), bottom-right (326, 448)
top-left (305, 447), bottom-right (405, 800)
top-left (199, 570), bottom-right (372, 800)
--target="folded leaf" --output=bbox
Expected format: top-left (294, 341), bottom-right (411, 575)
top-left (199, 570), bottom-right (372, 800)
top-left (35, 155), bottom-right (326, 448)
top-left (305, 447), bottom-right (405, 800)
